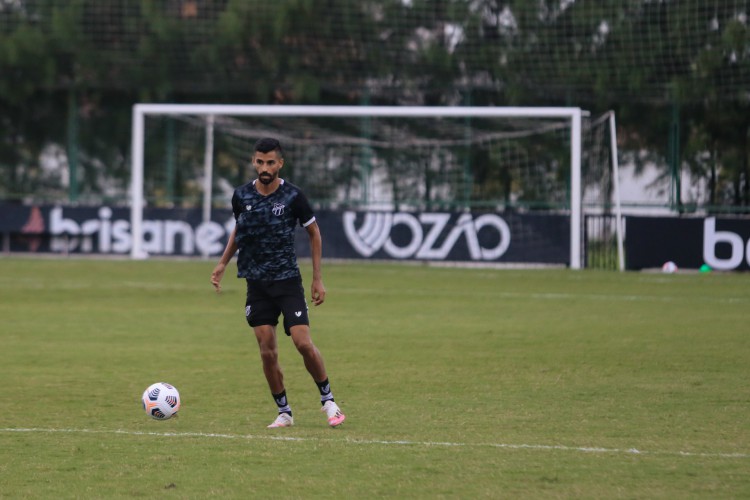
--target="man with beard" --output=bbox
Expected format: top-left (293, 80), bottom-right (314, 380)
top-left (210, 137), bottom-right (346, 429)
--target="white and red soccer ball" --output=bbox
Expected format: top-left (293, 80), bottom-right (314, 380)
top-left (142, 382), bottom-right (180, 420)
top-left (661, 261), bottom-right (678, 274)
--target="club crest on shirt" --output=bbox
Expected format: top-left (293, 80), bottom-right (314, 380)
top-left (272, 203), bottom-right (285, 216)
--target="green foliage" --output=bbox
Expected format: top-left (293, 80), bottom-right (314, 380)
top-left (0, 1), bottom-right (749, 207)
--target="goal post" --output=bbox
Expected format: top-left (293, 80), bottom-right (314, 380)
top-left (130, 104), bottom-right (586, 266)
top-left (609, 111), bottom-right (625, 272)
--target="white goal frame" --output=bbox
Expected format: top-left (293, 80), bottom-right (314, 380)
top-left (130, 104), bottom-right (585, 267)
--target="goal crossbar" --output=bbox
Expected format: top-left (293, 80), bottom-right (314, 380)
top-left (130, 104), bottom-right (583, 267)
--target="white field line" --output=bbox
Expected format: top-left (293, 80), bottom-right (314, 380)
top-left (1, 427), bottom-right (747, 459)
top-left (332, 287), bottom-right (750, 304)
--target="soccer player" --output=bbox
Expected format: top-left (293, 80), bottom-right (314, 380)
top-left (210, 137), bottom-right (346, 429)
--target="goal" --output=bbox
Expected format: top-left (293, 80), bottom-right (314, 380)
top-left (129, 104), bottom-right (619, 268)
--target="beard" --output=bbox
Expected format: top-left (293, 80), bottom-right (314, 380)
top-left (258, 172), bottom-right (276, 185)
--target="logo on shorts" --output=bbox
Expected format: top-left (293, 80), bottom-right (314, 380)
top-left (295, 311), bottom-right (302, 317)
top-left (272, 203), bottom-right (285, 216)
top-left (245, 305), bottom-right (251, 317)
top-left (245, 204), bottom-right (252, 211)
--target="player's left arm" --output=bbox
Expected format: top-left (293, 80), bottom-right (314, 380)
top-left (305, 221), bottom-right (326, 306)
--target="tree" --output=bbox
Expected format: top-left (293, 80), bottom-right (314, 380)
top-left (1, 0), bottom-right (749, 210)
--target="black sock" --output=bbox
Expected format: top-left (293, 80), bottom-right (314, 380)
top-left (316, 378), bottom-right (334, 405)
top-left (272, 390), bottom-right (292, 416)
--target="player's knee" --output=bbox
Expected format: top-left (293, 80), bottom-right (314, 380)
top-left (258, 345), bottom-right (279, 365)
top-left (294, 338), bottom-right (317, 358)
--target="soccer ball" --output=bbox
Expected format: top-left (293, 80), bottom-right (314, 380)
top-left (661, 261), bottom-right (678, 274)
top-left (142, 382), bottom-right (180, 420)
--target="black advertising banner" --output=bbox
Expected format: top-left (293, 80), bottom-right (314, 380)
top-left (308, 210), bottom-right (569, 264)
top-left (625, 216), bottom-right (750, 271)
top-left (625, 217), bottom-right (703, 270)
top-left (6, 205), bottom-right (748, 270)
top-left (0, 205), bottom-right (235, 255)
top-left (1, 204), bottom-right (570, 265)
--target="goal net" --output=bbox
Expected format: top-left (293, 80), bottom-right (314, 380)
top-left (130, 105), bottom-right (619, 268)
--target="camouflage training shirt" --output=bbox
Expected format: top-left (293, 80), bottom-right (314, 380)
top-left (231, 179), bottom-right (316, 281)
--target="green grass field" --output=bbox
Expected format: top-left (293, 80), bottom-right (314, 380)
top-left (0, 257), bottom-right (748, 498)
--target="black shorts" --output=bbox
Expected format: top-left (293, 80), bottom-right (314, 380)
top-left (245, 276), bottom-right (309, 335)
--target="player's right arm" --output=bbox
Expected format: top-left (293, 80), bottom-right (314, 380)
top-left (211, 226), bottom-right (238, 293)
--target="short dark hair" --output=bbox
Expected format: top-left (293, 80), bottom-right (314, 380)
top-left (254, 137), bottom-right (283, 157)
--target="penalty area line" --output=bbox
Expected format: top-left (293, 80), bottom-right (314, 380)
top-left (1, 427), bottom-right (748, 459)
